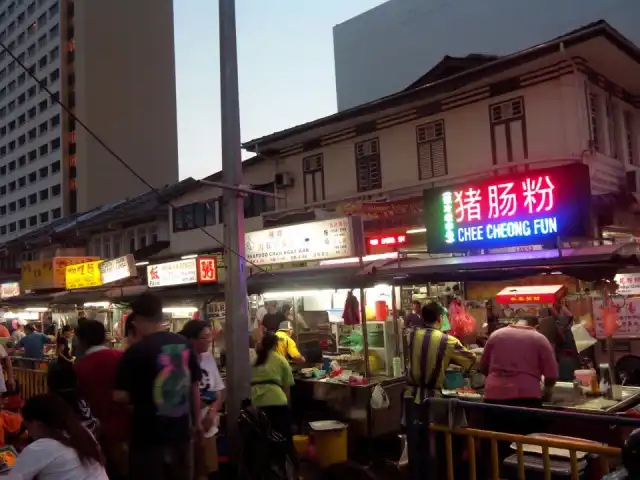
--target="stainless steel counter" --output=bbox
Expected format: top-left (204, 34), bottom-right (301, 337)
top-left (442, 383), bottom-right (640, 414)
top-left (295, 375), bottom-right (406, 437)
top-left (545, 382), bottom-right (640, 414)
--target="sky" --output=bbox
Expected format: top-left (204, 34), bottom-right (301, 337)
top-left (173, 0), bottom-right (387, 180)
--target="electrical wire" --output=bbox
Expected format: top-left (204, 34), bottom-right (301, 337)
top-left (0, 37), bottom-right (282, 280)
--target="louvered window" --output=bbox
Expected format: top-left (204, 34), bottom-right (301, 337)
top-left (624, 111), bottom-right (638, 166)
top-left (490, 98), bottom-right (524, 123)
top-left (416, 120), bottom-right (446, 179)
top-left (303, 154), bottom-right (323, 172)
top-left (355, 139), bottom-right (381, 192)
top-left (302, 154), bottom-right (325, 203)
top-left (489, 96), bottom-right (527, 164)
top-left (607, 98), bottom-right (620, 159)
top-left (589, 92), bottom-right (601, 152)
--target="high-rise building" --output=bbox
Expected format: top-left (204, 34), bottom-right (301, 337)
top-left (333, 0), bottom-right (640, 111)
top-left (0, 0), bottom-right (178, 242)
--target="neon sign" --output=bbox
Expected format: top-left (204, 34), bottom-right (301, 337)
top-left (424, 164), bottom-right (591, 253)
top-left (368, 235), bottom-right (407, 247)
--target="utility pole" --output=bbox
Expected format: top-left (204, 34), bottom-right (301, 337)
top-left (219, 0), bottom-right (249, 457)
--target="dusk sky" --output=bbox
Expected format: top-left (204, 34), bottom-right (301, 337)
top-left (173, 0), bottom-right (386, 180)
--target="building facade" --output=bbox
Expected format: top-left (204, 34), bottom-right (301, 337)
top-left (22, 22), bottom-right (633, 270)
top-left (176, 22), bottom-right (639, 256)
top-left (0, 178), bottom-right (194, 275)
top-left (0, 0), bottom-right (178, 243)
top-left (333, 0), bottom-right (640, 111)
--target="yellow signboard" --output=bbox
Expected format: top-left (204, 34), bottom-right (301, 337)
top-left (65, 260), bottom-right (104, 290)
top-left (21, 257), bottom-right (99, 291)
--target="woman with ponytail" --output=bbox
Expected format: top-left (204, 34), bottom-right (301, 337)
top-left (9, 394), bottom-right (107, 479)
top-left (250, 332), bottom-right (298, 473)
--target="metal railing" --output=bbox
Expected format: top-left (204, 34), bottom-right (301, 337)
top-left (13, 367), bottom-right (47, 399)
top-left (4, 359), bottom-right (49, 400)
top-left (408, 398), bottom-right (640, 480)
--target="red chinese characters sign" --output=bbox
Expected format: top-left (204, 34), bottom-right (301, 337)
top-left (424, 164), bottom-right (591, 253)
top-left (197, 256), bottom-right (217, 283)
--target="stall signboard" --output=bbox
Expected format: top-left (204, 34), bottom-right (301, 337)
top-left (614, 273), bottom-right (640, 296)
top-left (22, 257), bottom-right (99, 290)
top-left (147, 256), bottom-right (218, 288)
top-left (495, 285), bottom-right (567, 304)
top-left (245, 216), bottom-right (365, 266)
top-left (100, 254), bottom-right (136, 285)
top-left (0, 282), bottom-right (19, 299)
top-left (423, 164), bottom-right (591, 253)
top-left (338, 197), bottom-right (423, 230)
top-left (197, 256), bottom-right (218, 283)
top-left (65, 260), bottom-right (105, 289)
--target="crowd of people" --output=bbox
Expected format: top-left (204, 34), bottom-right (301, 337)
top-left (0, 294), bottom-right (312, 480)
top-left (3, 293), bottom-right (225, 480)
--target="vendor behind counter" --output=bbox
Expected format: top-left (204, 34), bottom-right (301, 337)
top-left (406, 303), bottom-right (477, 403)
top-left (276, 322), bottom-right (305, 364)
top-left (480, 314), bottom-right (558, 461)
top-left (539, 304), bottom-right (581, 382)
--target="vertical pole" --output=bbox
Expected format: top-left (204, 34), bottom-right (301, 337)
top-left (359, 286), bottom-right (370, 378)
top-left (219, 0), bottom-right (250, 458)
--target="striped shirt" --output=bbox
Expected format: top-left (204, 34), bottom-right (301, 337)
top-left (407, 327), bottom-right (476, 403)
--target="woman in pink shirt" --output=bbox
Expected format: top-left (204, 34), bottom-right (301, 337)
top-left (480, 315), bottom-right (558, 437)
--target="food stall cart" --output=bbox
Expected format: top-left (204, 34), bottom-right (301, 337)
top-left (249, 282), bottom-right (407, 442)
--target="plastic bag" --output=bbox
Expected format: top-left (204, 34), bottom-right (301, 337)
top-left (440, 306), bottom-right (451, 331)
top-left (370, 384), bottom-right (390, 409)
top-left (571, 323), bottom-right (597, 353)
top-left (449, 300), bottom-right (476, 338)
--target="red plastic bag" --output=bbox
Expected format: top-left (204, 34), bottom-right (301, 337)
top-left (449, 300), bottom-right (476, 338)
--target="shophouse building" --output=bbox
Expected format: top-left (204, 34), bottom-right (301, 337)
top-left (168, 21), bottom-right (640, 269)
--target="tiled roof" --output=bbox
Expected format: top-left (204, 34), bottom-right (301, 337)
top-left (3, 178), bottom-right (199, 249)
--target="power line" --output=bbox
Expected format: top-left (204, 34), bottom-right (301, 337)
top-left (0, 38), bottom-right (282, 280)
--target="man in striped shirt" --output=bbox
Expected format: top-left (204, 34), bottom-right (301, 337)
top-left (405, 302), bottom-right (476, 479)
top-left (407, 303), bottom-right (476, 402)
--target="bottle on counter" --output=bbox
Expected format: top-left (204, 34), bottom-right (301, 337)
top-left (599, 363), bottom-right (613, 400)
top-left (590, 370), bottom-right (600, 394)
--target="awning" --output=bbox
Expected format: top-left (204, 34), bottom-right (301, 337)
top-left (495, 285), bottom-right (567, 304)
top-left (50, 287), bottom-right (115, 305)
top-left (2, 290), bottom-right (60, 306)
top-left (373, 244), bottom-right (640, 283)
top-left (146, 283), bottom-right (223, 301)
top-left (105, 285), bottom-right (148, 300)
top-left (246, 263), bottom-right (380, 295)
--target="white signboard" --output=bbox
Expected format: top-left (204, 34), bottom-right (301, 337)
top-left (593, 298), bottom-right (640, 338)
top-left (0, 282), bottom-right (19, 299)
top-left (100, 254), bottom-right (136, 285)
top-left (615, 273), bottom-right (640, 296)
top-left (147, 259), bottom-right (197, 288)
top-left (245, 217), bottom-right (360, 266)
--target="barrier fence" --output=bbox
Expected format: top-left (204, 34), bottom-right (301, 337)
top-left (3, 359), bottom-right (49, 400)
top-left (408, 398), bottom-right (640, 480)
top-left (13, 367), bottom-right (47, 399)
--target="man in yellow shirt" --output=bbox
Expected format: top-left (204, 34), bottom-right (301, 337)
top-left (406, 303), bottom-right (476, 480)
top-left (275, 322), bottom-right (305, 364)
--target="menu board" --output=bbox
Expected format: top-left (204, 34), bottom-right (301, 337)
top-left (244, 217), bottom-right (364, 266)
top-left (400, 287), bottom-right (414, 316)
